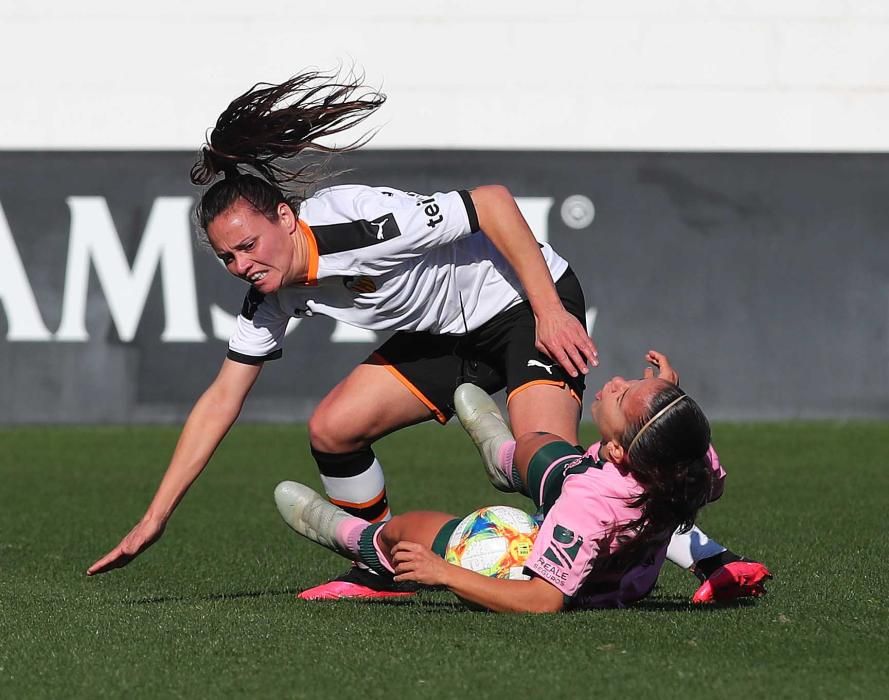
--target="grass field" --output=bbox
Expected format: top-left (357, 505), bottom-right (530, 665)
top-left (1, 421), bottom-right (887, 699)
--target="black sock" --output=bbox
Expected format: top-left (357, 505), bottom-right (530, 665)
top-left (692, 549), bottom-right (742, 581)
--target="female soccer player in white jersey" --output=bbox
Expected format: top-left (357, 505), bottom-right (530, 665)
top-left (274, 351), bottom-right (770, 611)
top-left (87, 70), bottom-right (767, 601)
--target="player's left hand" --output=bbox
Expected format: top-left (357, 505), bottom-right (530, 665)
top-left (391, 541), bottom-right (451, 587)
top-left (643, 349), bottom-right (680, 385)
top-left (534, 305), bottom-right (598, 377)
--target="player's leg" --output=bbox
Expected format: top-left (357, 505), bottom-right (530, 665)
top-left (453, 268), bottom-right (586, 498)
top-left (376, 511), bottom-right (459, 569)
top-left (664, 525), bottom-right (772, 603)
top-left (508, 384), bottom-right (580, 444)
top-left (453, 383), bottom-right (519, 492)
top-left (667, 524), bottom-right (730, 572)
top-left (500, 266), bottom-right (587, 444)
top-left (454, 383), bottom-right (584, 508)
top-left (301, 332), bottom-right (464, 599)
top-left (308, 359), bottom-right (437, 524)
top-left (274, 481), bottom-right (454, 596)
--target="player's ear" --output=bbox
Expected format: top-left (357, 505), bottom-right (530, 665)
top-left (602, 440), bottom-right (625, 464)
top-left (278, 202), bottom-right (296, 231)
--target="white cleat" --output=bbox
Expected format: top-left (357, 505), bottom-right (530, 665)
top-left (274, 481), bottom-right (352, 557)
top-left (454, 383), bottom-right (516, 493)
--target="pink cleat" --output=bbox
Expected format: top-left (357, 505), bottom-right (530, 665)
top-left (297, 565), bottom-right (417, 601)
top-left (692, 561), bottom-right (772, 604)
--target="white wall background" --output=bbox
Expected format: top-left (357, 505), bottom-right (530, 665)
top-left (1, 0), bottom-right (888, 151)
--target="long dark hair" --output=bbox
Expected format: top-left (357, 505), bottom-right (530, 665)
top-left (190, 68), bottom-right (386, 232)
top-left (606, 384), bottom-right (713, 573)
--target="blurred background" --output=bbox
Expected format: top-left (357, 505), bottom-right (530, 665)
top-left (1, 0), bottom-right (887, 422)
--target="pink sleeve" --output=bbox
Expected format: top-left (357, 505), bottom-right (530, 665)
top-left (707, 445), bottom-right (726, 502)
top-left (524, 490), bottom-right (610, 598)
top-left (588, 440), bottom-right (726, 501)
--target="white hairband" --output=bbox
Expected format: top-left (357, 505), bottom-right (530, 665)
top-left (626, 394), bottom-right (687, 457)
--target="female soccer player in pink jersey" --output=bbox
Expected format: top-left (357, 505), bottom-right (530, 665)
top-left (274, 351), bottom-right (769, 611)
top-left (87, 69), bottom-right (765, 602)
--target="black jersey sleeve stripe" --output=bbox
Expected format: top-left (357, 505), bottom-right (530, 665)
top-left (459, 189), bottom-right (480, 232)
top-left (226, 349), bottom-right (283, 365)
top-left (311, 215), bottom-right (402, 255)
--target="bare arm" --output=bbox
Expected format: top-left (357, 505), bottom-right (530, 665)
top-left (470, 185), bottom-right (598, 377)
top-left (390, 541), bottom-right (564, 613)
top-left (86, 359), bottom-right (263, 575)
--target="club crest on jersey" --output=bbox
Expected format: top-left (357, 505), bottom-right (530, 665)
top-left (343, 276), bottom-right (377, 294)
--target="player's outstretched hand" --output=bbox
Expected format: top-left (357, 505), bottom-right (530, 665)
top-left (86, 517), bottom-right (165, 576)
top-left (643, 350), bottom-right (680, 385)
top-left (534, 306), bottom-right (598, 378)
top-left (391, 541), bottom-right (451, 587)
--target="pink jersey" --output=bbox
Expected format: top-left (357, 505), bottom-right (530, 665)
top-left (525, 443), bottom-right (726, 609)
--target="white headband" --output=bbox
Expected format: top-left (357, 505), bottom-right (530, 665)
top-left (626, 394), bottom-right (687, 457)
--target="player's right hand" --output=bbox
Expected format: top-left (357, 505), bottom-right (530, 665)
top-left (390, 541), bottom-right (451, 587)
top-left (86, 517), bottom-right (166, 575)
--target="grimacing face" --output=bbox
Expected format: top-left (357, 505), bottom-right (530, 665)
top-left (589, 376), bottom-right (672, 445)
top-left (207, 199), bottom-right (300, 294)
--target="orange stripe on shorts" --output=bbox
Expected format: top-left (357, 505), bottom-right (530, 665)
top-left (507, 379), bottom-right (582, 406)
top-left (369, 352), bottom-right (448, 424)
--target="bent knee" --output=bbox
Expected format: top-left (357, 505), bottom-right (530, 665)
top-left (308, 404), bottom-right (373, 453)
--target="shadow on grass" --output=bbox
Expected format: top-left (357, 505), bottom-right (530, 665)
top-left (125, 588), bottom-right (301, 605)
top-left (630, 595), bottom-right (760, 612)
top-left (360, 597), bottom-right (465, 611)
top-left (125, 589), bottom-right (464, 611)
top-left (312, 595), bottom-right (762, 614)
top-left (125, 589), bottom-right (761, 612)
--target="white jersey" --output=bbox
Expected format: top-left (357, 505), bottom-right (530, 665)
top-left (227, 184), bottom-right (569, 363)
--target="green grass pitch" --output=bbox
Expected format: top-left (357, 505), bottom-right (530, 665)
top-left (1, 422), bottom-right (887, 698)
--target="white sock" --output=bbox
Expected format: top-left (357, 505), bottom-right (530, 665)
top-left (666, 524), bottom-right (727, 570)
top-left (320, 459), bottom-right (391, 523)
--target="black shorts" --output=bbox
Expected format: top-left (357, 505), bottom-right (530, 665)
top-left (366, 267), bottom-right (587, 423)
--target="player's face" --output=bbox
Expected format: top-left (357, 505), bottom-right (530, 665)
top-left (207, 199), bottom-right (299, 294)
top-left (589, 376), bottom-right (668, 443)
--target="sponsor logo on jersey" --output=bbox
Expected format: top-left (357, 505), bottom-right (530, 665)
top-left (543, 524), bottom-right (584, 570)
top-left (561, 455), bottom-right (604, 477)
top-left (343, 276), bottom-right (377, 294)
top-left (311, 215), bottom-right (402, 254)
top-left (368, 214), bottom-right (400, 241)
top-left (535, 558), bottom-right (570, 585)
top-left (408, 192), bottom-right (444, 229)
top-left (526, 359), bottom-right (555, 375)
top-left (370, 217), bottom-right (389, 240)
top-left (562, 457), bottom-right (585, 472)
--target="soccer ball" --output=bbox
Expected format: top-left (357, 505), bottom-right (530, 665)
top-left (445, 506), bottom-right (539, 580)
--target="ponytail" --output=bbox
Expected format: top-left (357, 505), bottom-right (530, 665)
top-left (190, 68), bottom-right (386, 233)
